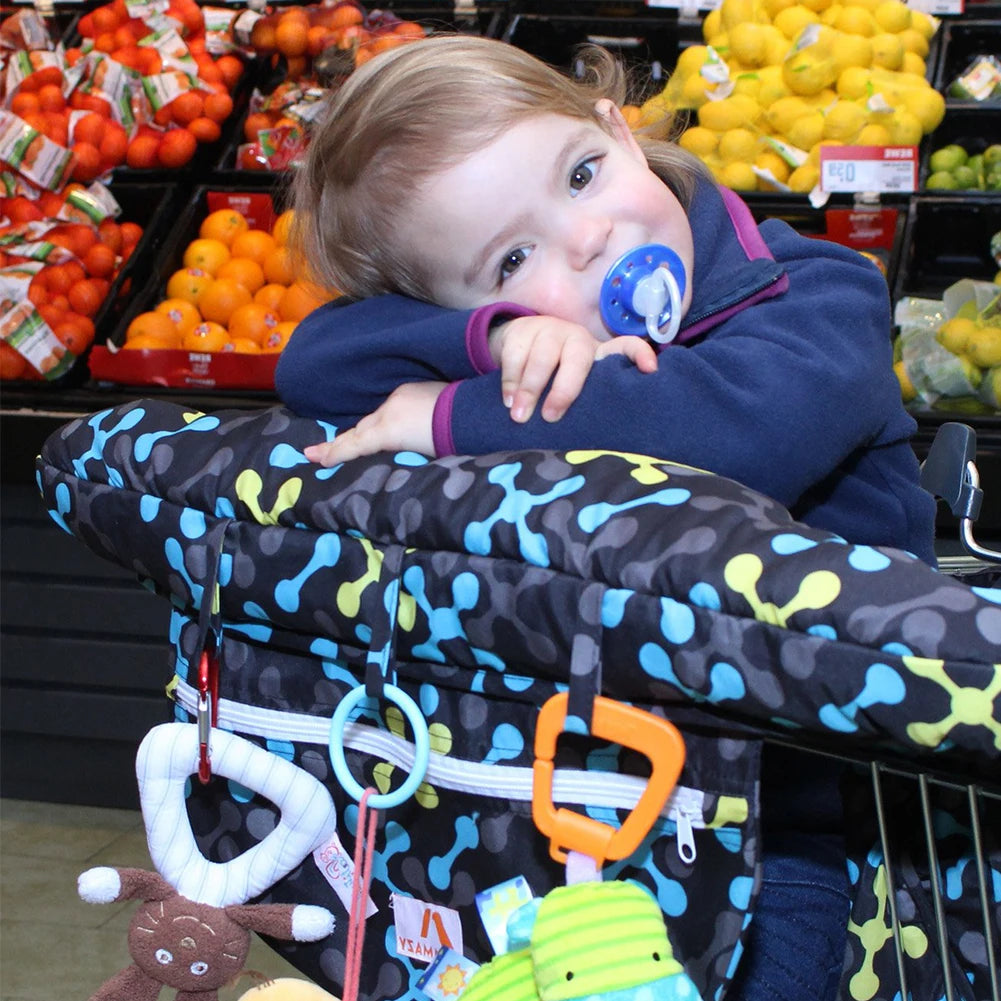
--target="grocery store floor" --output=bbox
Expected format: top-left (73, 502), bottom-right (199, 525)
top-left (0, 798), bottom-right (311, 1000)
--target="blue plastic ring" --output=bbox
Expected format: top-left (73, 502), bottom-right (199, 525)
top-left (329, 684), bottom-right (431, 809)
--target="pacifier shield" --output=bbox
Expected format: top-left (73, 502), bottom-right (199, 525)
top-left (600, 243), bottom-right (687, 339)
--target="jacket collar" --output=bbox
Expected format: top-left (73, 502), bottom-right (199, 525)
top-left (675, 181), bottom-right (789, 345)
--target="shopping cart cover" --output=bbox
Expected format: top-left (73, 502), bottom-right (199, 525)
top-left (35, 398), bottom-right (1001, 766)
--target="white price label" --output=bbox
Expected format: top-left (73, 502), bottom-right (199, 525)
top-left (819, 145), bottom-right (918, 193)
top-left (907, 0), bottom-right (962, 14)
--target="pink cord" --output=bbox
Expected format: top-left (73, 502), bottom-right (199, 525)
top-left (343, 788), bottom-right (378, 1001)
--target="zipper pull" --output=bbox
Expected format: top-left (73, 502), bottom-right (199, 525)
top-left (676, 808), bottom-right (697, 864)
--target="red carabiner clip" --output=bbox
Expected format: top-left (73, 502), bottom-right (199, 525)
top-left (196, 650), bottom-right (219, 784)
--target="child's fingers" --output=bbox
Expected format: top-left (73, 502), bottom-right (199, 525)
top-left (538, 338), bottom-right (597, 422)
top-left (303, 439), bottom-right (354, 467)
top-left (596, 335), bottom-right (658, 372)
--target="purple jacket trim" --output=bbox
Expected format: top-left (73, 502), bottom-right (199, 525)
top-left (466, 302), bottom-right (536, 374)
top-left (720, 186), bottom-right (774, 260)
top-left (432, 381), bottom-right (460, 456)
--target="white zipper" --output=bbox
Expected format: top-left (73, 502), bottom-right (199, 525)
top-left (174, 678), bottom-right (708, 862)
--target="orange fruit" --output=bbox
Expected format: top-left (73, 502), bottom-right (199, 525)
top-left (120, 221), bottom-right (143, 249)
top-left (126, 310), bottom-right (180, 346)
top-left (126, 133), bottom-right (160, 169)
top-left (122, 332), bottom-right (171, 350)
top-left (200, 208), bottom-right (250, 245)
top-left (262, 245), bottom-right (297, 285)
top-left (72, 111), bottom-right (106, 147)
top-left (262, 320), bottom-right (296, 353)
top-left (254, 283), bottom-right (287, 311)
top-left (98, 120), bottom-right (129, 164)
top-left (223, 337), bottom-right (262, 353)
top-left (0, 340), bottom-right (29, 380)
top-left (227, 302), bottom-right (280, 345)
top-left (198, 277), bottom-right (252, 324)
top-left (188, 116), bottom-right (222, 144)
top-left (167, 90), bottom-right (203, 126)
top-left (275, 15), bottom-right (309, 57)
top-left (216, 256), bottom-right (265, 293)
top-left (203, 91), bottom-right (233, 124)
top-left (158, 127), bottom-right (197, 168)
top-left (67, 279), bottom-right (104, 317)
top-left (215, 54), bottom-right (244, 89)
top-left (71, 141), bottom-right (104, 183)
top-left (155, 297), bottom-right (201, 338)
top-left (82, 243), bottom-right (117, 279)
top-left (165, 267), bottom-right (213, 305)
top-left (230, 229), bottom-right (277, 266)
top-left (271, 209), bottom-right (295, 246)
top-left (278, 281), bottom-right (329, 323)
top-left (183, 237), bottom-right (231, 275)
top-left (183, 321), bottom-right (230, 352)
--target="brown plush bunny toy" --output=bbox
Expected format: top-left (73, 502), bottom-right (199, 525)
top-left (78, 866), bottom-right (335, 1001)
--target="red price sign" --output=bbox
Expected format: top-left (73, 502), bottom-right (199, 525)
top-left (819, 145), bottom-right (918, 194)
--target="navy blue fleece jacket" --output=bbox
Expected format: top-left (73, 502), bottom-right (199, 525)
top-left (276, 179), bottom-right (936, 566)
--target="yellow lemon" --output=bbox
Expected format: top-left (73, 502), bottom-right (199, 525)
top-left (757, 64), bottom-right (792, 103)
top-left (675, 44), bottom-right (713, 78)
top-left (873, 0), bottom-right (911, 32)
top-left (897, 27), bottom-right (929, 57)
top-left (730, 22), bottom-right (770, 65)
top-left (822, 99), bottom-right (867, 140)
top-left (900, 51), bottom-right (926, 77)
top-left (935, 317), bottom-right (978, 355)
top-left (901, 86), bottom-right (945, 133)
top-left (870, 32), bottom-right (905, 70)
top-left (894, 360), bottom-right (916, 403)
top-left (800, 0), bottom-right (835, 11)
top-left (719, 160), bottom-right (759, 190)
top-left (831, 32), bottom-right (873, 70)
top-left (807, 138), bottom-right (844, 165)
top-left (788, 162), bottom-right (821, 191)
top-left (837, 66), bottom-right (874, 98)
top-left (764, 0), bottom-right (797, 17)
top-left (720, 0), bottom-right (768, 31)
top-left (966, 327), bottom-right (1001, 369)
top-left (755, 148), bottom-right (793, 184)
top-left (702, 7), bottom-right (723, 41)
top-left (773, 4), bottom-right (820, 39)
top-left (786, 108), bottom-right (826, 148)
top-left (885, 108), bottom-right (923, 145)
top-left (834, 5), bottom-right (877, 35)
top-left (698, 94), bottom-right (762, 130)
top-left (678, 73), bottom-right (713, 109)
top-left (765, 94), bottom-right (815, 132)
top-left (856, 121), bottom-right (892, 145)
top-left (719, 127), bottom-right (760, 161)
top-left (733, 73), bottom-right (764, 99)
top-left (783, 51), bottom-right (840, 95)
top-left (909, 8), bottom-right (937, 40)
top-left (679, 125), bottom-right (721, 157)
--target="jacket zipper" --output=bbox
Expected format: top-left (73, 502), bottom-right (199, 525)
top-left (173, 678), bottom-right (707, 862)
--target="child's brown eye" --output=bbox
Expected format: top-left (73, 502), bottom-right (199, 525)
top-left (570, 160), bottom-right (596, 192)
top-left (500, 247), bottom-right (529, 280)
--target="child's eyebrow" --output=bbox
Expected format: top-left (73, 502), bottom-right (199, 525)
top-left (461, 126), bottom-right (596, 289)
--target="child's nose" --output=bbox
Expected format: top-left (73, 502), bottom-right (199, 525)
top-left (566, 213), bottom-right (611, 271)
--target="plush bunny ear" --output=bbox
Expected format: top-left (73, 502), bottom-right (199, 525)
top-left (226, 902), bottom-right (335, 943)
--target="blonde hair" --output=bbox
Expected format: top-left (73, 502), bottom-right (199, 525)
top-left (290, 34), bottom-right (705, 300)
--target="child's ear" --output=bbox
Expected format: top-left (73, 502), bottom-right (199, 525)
top-left (594, 98), bottom-right (646, 164)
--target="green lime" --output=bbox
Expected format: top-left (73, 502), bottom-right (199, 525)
top-left (928, 144), bottom-right (968, 172)
top-left (926, 170), bottom-right (958, 190)
top-left (952, 165), bottom-right (979, 188)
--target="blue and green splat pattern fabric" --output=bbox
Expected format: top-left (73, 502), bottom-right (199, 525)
top-left (36, 399), bottom-right (1000, 1001)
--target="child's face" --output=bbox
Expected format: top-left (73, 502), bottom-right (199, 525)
top-left (397, 102), bottom-right (695, 339)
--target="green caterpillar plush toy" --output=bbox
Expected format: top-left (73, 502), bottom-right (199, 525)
top-left (462, 880), bottom-right (702, 1001)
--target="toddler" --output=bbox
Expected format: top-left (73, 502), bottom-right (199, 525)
top-left (275, 34), bottom-right (938, 1001)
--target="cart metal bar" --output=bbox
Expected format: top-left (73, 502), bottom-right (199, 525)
top-left (968, 784), bottom-right (1000, 1001)
top-left (871, 761), bottom-right (912, 1001)
top-left (920, 773), bottom-right (956, 1001)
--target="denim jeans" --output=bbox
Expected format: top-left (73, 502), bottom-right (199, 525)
top-left (727, 748), bottom-right (851, 1001)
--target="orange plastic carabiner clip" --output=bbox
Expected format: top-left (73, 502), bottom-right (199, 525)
top-left (532, 692), bottom-right (685, 866)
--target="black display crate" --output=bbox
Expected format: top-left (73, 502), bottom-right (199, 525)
top-left (918, 107), bottom-right (1001, 191)
top-left (933, 19), bottom-right (1001, 109)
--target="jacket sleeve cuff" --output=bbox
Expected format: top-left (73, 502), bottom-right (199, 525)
top-left (432, 382), bottom-right (460, 457)
top-left (465, 302), bottom-right (536, 374)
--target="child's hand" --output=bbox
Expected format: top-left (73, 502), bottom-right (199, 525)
top-left (303, 381), bottom-right (445, 466)
top-left (490, 316), bottom-right (657, 423)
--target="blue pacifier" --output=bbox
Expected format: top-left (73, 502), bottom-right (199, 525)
top-left (599, 243), bottom-right (687, 344)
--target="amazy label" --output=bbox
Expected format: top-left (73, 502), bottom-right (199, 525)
top-left (820, 145), bottom-right (917, 193)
